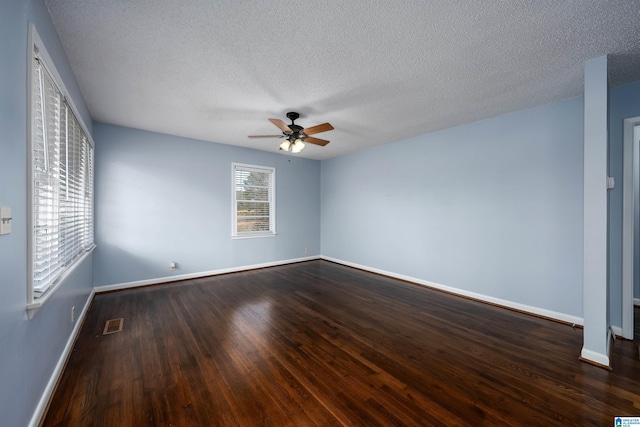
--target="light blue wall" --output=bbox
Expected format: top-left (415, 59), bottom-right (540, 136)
top-left (0, 1), bottom-right (94, 427)
top-left (608, 80), bottom-right (640, 323)
top-left (93, 123), bottom-right (321, 287)
top-left (322, 97), bottom-right (585, 318)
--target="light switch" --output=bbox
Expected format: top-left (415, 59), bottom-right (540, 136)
top-left (0, 207), bottom-right (11, 235)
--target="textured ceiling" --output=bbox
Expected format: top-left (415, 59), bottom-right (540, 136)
top-left (46, 0), bottom-right (640, 160)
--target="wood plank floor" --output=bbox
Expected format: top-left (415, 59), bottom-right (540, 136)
top-left (43, 260), bottom-right (640, 426)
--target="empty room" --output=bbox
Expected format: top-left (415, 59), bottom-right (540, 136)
top-left (1, 1), bottom-right (640, 426)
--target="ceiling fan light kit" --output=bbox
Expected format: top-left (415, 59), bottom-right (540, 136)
top-left (279, 140), bottom-right (291, 151)
top-left (291, 140), bottom-right (305, 153)
top-left (249, 111), bottom-right (333, 154)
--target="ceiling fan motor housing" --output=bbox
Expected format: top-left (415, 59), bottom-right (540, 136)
top-left (284, 112), bottom-right (305, 139)
top-left (288, 125), bottom-right (304, 134)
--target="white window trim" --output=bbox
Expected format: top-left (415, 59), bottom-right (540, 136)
top-left (231, 162), bottom-right (276, 239)
top-left (27, 24), bottom-right (96, 318)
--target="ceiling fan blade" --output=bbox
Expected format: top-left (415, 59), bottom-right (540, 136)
top-left (303, 122), bottom-right (334, 135)
top-left (304, 136), bottom-right (330, 146)
top-left (248, 135), bottom-right (282, 138)
top-left (269, 118), bottom-right (292, 133)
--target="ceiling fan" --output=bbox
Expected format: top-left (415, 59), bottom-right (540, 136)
top-left (248, 112), bottom-right (334, 153)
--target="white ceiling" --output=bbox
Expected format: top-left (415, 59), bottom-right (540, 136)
top-left (45, 0), bottom-right (640, 160)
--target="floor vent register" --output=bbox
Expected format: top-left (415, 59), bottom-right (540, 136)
top-left (103, 318), bottom-right (124, 335)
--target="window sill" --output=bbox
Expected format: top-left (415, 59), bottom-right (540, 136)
top-left (232, 233), bottom-right (277, 240)
top-left (27, 245), bottom-right (95, 319)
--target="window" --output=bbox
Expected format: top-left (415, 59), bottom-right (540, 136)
top-left (28, 28), bottom-right (95, 304)
top-left (232, 163), bottom-right (275, 238)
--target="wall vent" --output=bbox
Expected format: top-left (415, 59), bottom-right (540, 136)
top-left (103, 318), bottom-right (124, 335)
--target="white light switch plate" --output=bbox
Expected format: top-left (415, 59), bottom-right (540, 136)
top-left (0, 207), bottom-right (11, 235)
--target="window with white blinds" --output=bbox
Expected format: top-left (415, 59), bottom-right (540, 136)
top-left (30, 44), bottom-right (94, 300)
top-left (232, 163), bottom-right (275, 238)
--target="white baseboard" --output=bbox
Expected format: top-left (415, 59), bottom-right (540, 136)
top-left (94, 256), bottom-right (321, 293)
top-left (580, 347), bottom-right (610, 368)
top-left (610, 325), bottom-right (624, 338)
top-left (321, 256), bottom-right (584, 326)
top-left (635, 298), bottom-right (640, 306)
top-left (29, 288), bottom-right (95, 427)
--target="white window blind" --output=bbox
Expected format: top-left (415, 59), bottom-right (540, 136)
top-left (30, 53), bottom-right (94, 298)
top-left (232, 163), bottom-right (275, 237)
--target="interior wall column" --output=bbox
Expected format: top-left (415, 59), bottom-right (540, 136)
top-left (581, 55), bottom-right (610, 367)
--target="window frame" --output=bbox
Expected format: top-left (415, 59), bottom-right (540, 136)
top-left (26, 25), bottom-right (95, 316)
top-left (231, 162), bottom-right (276, 239)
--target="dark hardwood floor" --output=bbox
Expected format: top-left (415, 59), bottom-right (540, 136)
top-left (43, 260), bottom-right (640, 426)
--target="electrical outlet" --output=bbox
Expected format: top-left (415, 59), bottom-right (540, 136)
top-left (71, 306), bottom-right (75, 323)
top-left (170, 261), bottom-right (176, 271)
top-left (305, 248), bottom-right (309, 254)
